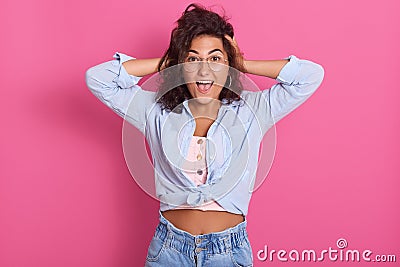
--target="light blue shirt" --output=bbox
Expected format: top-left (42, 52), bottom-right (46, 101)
top-left (85, 52), bottom-right (324, 215)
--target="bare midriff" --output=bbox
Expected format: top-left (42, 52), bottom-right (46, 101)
top-left (162, 209), bottom-right (244, 235)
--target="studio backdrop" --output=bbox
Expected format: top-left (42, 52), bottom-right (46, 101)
top-left (0, 0), bottom-right (399, 266)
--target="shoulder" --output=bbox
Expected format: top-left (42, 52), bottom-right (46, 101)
top-left (237, 90), bottom-right (265, 106)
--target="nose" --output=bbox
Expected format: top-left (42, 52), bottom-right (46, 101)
top-left (197, 61), bottom-right (212, 76)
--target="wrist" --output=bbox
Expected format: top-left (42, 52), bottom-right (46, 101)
top-left (242, 60), bottom-right (249, 73)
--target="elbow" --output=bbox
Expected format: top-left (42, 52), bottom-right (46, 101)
top-left (85, 66), bottom-right (98, 93)
top-left (315, 64), bottom-right (325, 87)
top-left (308, 63), bottom-right (325, 93)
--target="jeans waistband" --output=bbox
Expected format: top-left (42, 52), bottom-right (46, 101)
top-left (154, 211), bottom-right (248, 258)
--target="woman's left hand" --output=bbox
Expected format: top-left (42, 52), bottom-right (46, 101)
top-left (224, 34), bottom-right (246, 72)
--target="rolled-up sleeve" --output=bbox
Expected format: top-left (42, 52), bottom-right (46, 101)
top-left (254, 55), bottom-right (324, 133)
top-left (85, 52), bottom-right (156, 133)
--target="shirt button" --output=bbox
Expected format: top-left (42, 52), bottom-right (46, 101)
top-left (197, 139), bottom-right (203, 144)
top-left (196, 154), bottom-right (202, 161)
top-left (197, 169), bottom-right (203, 175)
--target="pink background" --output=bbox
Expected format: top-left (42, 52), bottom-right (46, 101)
top-left (1, 0), bottom-right (399, 266)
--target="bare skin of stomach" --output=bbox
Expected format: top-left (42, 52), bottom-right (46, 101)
top-left (162, 209), bottom-right (244, 235)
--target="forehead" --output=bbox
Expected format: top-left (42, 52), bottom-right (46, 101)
top-left (188, 35), bottom-right (226, 55)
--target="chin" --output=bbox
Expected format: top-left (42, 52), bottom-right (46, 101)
top-left (191, 96), bottom-right (217, 105)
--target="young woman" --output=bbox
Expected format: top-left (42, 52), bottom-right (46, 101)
top-left (85, 3), bottom-right (324, 266)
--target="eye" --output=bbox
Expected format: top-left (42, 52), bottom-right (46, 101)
top-left (209, 55), bottom-right (223, 62)
top-left (186, 56), bottom-right (200, 62)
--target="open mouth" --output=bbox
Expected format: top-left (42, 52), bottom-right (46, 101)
top-left (195, 80), bottom-right (214, 94)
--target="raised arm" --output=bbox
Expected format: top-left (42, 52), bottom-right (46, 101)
top-left (122, 58), bottom-right (161, 77)
top-left (257, 55), bottom-right (325, 131)
top-left (224, 35), bottom-right (324, 133)
top-left (244, 59), bottom-right (289, 79)
top-left (225, 34), bottom-right (289, 79)
top-left (85, 52), bottom-right (160, 133)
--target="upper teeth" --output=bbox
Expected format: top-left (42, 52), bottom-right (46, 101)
top-left (197, 81), bottom-right (213, 84)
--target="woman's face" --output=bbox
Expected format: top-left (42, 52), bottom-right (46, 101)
top-left (183, 35), bottom-right (229, 105)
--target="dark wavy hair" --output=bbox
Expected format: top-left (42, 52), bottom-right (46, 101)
top-left (156, 3), bottom-right (245, 113)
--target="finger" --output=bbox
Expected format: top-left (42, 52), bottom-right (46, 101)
top-left (224, 34), bottom-right (237, 46)
top-left (224, 34), bottom-right (233, 42)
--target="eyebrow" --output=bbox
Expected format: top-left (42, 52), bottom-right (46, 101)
top-left (188, 49), bottom-right (224, 55)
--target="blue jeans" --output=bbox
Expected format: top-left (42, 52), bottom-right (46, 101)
top-left (144, 212), bottom-right (253, 266)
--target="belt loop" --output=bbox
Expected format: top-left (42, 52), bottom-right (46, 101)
top-left (165, 227), bottom-right (173, 247)
top-left (224, 235), bottom-right (231, 252)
